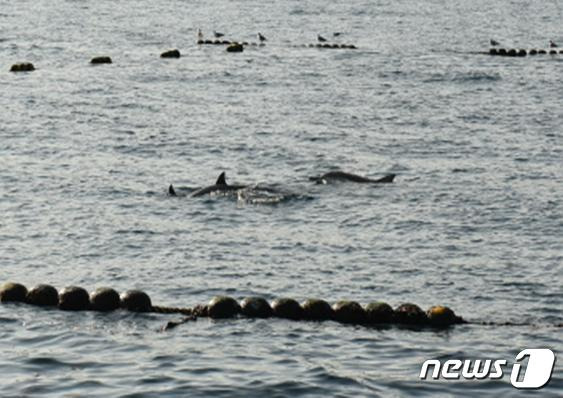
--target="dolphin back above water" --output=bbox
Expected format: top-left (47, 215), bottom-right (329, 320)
top-left (310, 171), bottom-right (396, 184)
top-left (168, 172), bottom-right (246, 197)
top-left (190, 172), bottom-right (247, 197)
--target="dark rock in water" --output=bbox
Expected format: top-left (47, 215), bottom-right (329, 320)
top-left (59, 286), bottom-right (90, 311)
top-left (0, 282), bottom-right (28, 303)
top-left (90, 56), bottom-right (112, 64)
top-left (332, 300), bottom-right (367, 324)
top-left (240, 297), bottom-right (272, 318)
top-left (302, 298), bottom-right (334, 320)
top-left (271, 298), bottom-right (303, 320)
top-left (10, 63), bottom-right (35, 72)
top-left (26, 284), bottom-right (58, 306)
top-left (120, 290), bottom-right (152, 312)
top-left (208, 296), bottom-right (241, 318)
top-left (161, 49), bottom-right (181, 58)
top-left (426, 306), bottom-right (464, 327)
top-left (365, 302), bottom-right (394, 323)
top-left (90, 287), bottom-right (120, 312)
top-left (226, 43), bottom-right (244, 53)
top-left (394, 303), bottom-right (428, 325)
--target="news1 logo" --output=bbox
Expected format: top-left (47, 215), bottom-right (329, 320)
top-left (420, 349), bottom-right (556, 389)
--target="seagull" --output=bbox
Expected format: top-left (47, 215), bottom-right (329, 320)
top-left (549, 40), bottom-right (558, 48)
top-left (490, 39), bottom-right (499, 46)
top-left (214, 31), bottom-right (225, 38)
top-left (317, 34), bottom-right (327, 42)
top-left (333, 32), bottom-right (341, 37)
top-left (197, 29), bottom-right (203, 40)
top-left (258, 32), bottom-right (267, 42)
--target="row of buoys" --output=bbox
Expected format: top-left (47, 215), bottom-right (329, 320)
top-left (197, 39), bottom-right (357, 50)
top-left (489, 48), bottom-right (563, 56)
top-left (9, 50), bottom-right (184, 72)
top-left (0, 282), bottom-right (464, 329)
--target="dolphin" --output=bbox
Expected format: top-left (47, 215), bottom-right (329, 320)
top-left (309, 171), bottom-right (396, 185)
top-left (190, 172), bottom-right (246, 197)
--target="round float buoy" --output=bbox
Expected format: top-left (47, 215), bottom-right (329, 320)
top-left (271, 298), bottom-right (303, 320)
top-left (91, 56), bottom-right (112, 65)
top-left (507, 49), bottom-right (517, 57)
top-left (208, 296), bottom-right (241, 318)
top-left (365, 302), bottom-right (394, 323)
top-left (426, 305), bottom-right (463, 327)
top-left (0, 282), bottom-right (28, 302)
top-left (226, 43), bottom-right (244, 53)
top-left (394, 303), bottom-right (428, 325)
top-left (332, 301), bottom-right (367, 324)
top-left (161, 49), bottom-right (181, 58)
top-left (538, 49), bottom-right (547, 54)
top-left (26, 284), bottom-right (58, 306)
top-left (517, 49), bottom-right (527, 57)
top-left (59, 286), bottom-right (90, 311)
top-left (120, 290), bottom-right (152, 312)
top-left (240, 297), bottom-right (272, 318)
top-left (90, 287), bottom-right (120, 312)
top-left (549, 50), bottom-right (557, 55)
top-left (489, 48), bottom-right (498, 55)
top-left (529, 49), bottom-right (538, 55)
top-left (10, 63), bottom-right (35, 72)
top-left (302, 298), bottom-right (334, 320)
top-left (498, 48), bottom-right (507, 55)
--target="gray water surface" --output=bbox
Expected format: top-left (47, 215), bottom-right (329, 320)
top-left (1, 0), bottom-right (562, 396)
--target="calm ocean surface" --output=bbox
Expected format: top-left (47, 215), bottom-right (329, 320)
top-left (1, 0), bottom-right (562, 396)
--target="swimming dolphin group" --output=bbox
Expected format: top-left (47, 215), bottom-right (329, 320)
top-left (168, 170), bottom-right (396, 198)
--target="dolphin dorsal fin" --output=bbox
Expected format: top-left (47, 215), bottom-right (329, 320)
top-left (216, 172), bottom-right (227, 186)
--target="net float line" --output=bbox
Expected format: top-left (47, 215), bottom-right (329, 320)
top-left (0, 281), bottom-right (466, 330)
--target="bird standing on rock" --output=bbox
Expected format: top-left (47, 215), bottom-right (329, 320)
top-left (317, 34), bottom-right (327, 42)
top-left (490, 39), bottom-right (499, 46)
top-left (258, 32), bottom-right (266, 42)
top-left (550, 40), bottom-right (558, 48)
top-left (214, 31), bottom-right (225, 38)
